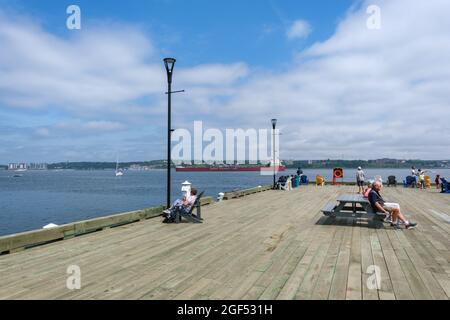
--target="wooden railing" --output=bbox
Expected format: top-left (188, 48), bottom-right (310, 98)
top-left (0, 196), bottom-right (213, 255)
top-left (223, 185), bottom-right (273, 200)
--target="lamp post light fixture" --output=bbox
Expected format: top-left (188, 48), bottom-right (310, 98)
top-left (271, 119), bottom-right (278, 188)
top-left (164, 57), bottom-right (176, 209)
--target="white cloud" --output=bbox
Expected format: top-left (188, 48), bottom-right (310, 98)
top-left (0, 13), bottom-right (162, 112)
top-left (1, 0), bottom-right (450, 162)
top-left (0, 10), bottom-right (249, 119)
top-left (53, 120), bottom-right (126, 135)
top-left (177, 63), bottom-right (249, 86)
top-left (35, 127), bottom-right (50, 137)
top-left (286, 20), bottom-right (312, 40)
top-left (211, 0), bottom-right (450, 160)
top-left (83, 121), bottom-right (125, 131)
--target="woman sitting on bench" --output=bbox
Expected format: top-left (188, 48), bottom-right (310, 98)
top-left (163, 188), bottom-right (198, 223)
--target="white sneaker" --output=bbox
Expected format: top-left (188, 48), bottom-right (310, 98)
top-left (163, 209), bottom-right (171, 215)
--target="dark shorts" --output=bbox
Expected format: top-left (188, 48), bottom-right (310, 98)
top-left (357, 180), bottom-right (365, 187)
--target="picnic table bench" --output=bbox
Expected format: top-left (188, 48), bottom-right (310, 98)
top-left (321, 194), bottom-right (387, 221)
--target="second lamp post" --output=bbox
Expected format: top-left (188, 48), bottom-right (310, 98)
top-left (271, 119), bottom-right (277, 188)
top-left (164, 57), bottom-right (176, 209)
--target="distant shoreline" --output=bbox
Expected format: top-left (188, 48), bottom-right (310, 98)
top-left (1, 167), bottom-right (450, 171)
top-left (1, 159), bottom-right (449, 171)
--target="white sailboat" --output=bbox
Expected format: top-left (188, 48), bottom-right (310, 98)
top-left (115, 156), bottom-right (124, 177)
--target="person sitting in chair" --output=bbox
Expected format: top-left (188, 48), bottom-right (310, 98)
top-left (368, 181), bottom-right (417, 230)
top-left (162, 188), bottom-right (198, 223)
top-left (276, 176), bottom-right (287, 189)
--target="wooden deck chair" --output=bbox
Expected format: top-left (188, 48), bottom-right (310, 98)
top-left (424, 176), bottom-right (431, 188)
top-left (174, 191), bottom-right (205, 224)
top-left (316, 175), bottom-right (325, 186)
top-left (440, 178), bottom-right (450, 193)
top-left (387, 176), bottom-right (397, 187)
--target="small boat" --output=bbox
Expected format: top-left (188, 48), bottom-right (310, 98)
top-left (115, 155), bottom-right (124, 177)
top-left (115, 170), bottom-right (124, 177)
top-left (13, 174), bottom-right (23, 178)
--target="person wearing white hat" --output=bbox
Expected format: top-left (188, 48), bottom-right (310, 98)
top-left (356, 167), bottom-right (365, 194)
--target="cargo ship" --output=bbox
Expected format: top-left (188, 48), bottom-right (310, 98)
top-left (175, 161), bottom-right (286, 172)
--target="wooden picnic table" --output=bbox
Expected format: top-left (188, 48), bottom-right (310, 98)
top-left (322, 194), bottom-right (386, 220)
top-left (336, 194), bottom-right (372, 214)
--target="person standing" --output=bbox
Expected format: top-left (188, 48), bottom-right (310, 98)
top-left (287, 176), bottom-right (293, 191)
top-left (296, 168), bottom-right (304, 185)
top-left (418, 169), bottom-right (426, 189)
top-left (435, 175), bottom-right (441, 189)
top-left (356, 167), bottom-right (365, 194)
top-left (410, 166), bottom-right (417, 188)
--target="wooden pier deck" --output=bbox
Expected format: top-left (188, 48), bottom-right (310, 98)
top-left (1, 185), bottom-right (449, 300)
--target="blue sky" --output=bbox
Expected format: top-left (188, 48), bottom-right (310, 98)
top-left (0, 0), bottom-right (354, 67)
top-left (1, 0), bottom-right (449, 162)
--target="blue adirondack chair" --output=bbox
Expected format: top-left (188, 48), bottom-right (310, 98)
top-left (292, 175), bottom-right (300, 188)
top-left (300, 175), bottom-right (309, 185)
top-left (403, 176), bottom-right (416, 188)
top-left (441, 178), bottom-right (450, 193)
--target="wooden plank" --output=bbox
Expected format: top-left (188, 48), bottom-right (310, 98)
top-left (346, 220), bottom-right (362, 300)
top-left (360, 222), bottom-right (379, 300)
top-left (393, 247), bottom-right (433, 300)
top-left (328, 223), bottom-right (352, 300)
top-left (431, 272), bottom-right (450, 299)
top-left (377, 229), bottom-right (414, 300)
top-left (274, 228), bottom-right (326, 300)
top-left (310, 227), bottom-right (345, 299)
top-left (294, 240), bottom-right (334, 299)
top-left (369, 225), bottom-right (396, 300)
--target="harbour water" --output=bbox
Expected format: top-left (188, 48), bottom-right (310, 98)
top-left (0, 168), bottom-right (448, 236)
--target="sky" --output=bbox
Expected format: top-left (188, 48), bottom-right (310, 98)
top-left (0, 0), bottom-right (449, 163)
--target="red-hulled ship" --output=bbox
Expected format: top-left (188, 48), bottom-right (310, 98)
top-left (175, 161), bottom-right (286, 172)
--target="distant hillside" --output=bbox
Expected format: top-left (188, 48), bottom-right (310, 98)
top-left (285, 159), bottom-right (449, 169)
top-left (47, 161), bottom-right (168, 170)
top-left (41, 159), bottom-right (450, 170)
top-left (2, 159), bottom-right (448, 170)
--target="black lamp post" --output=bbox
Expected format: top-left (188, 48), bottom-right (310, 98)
top-left (271, 119), bottom-right (277, 188)
top-left (164, 57), bottom-right (176, 208)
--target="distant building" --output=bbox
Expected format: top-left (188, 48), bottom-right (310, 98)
top-left (8, 163), bottom-right (27, 170)
top-left (8, 163), bottom-right (48, 170)
top-left (129, 164), bottom-right (151, 171)
top-left (28, 163), bottom-right (48, 170)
